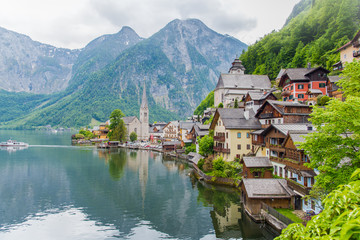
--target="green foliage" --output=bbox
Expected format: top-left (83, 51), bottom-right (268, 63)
top-left (338, 61), bottom-right (360, 97)
top-left (185, 143), bottom-right (196, 154)
top-left (234, 98), bottom-right (239, 108)
top-left (275, 171), bottom-right (360, 240)
top-left (213, 157), bottom-right (225, 171)
top-left (197, 158), bottom-right (205, 170)
top-left (198, 135), bottom-right (214, 157)
top-left (275, 209), bottom-right (303, 223)
top-left (316, 95), bottom-right (330, 106)
top-left (206, 156), bottom-right (243, 180)
top-left (79, 129), bottom-right (95, 139)
top-left (218, 103), bottom-right (224, 108)
top-left (73, 134), bottom-right (85, 139)
top-left (204, 115), bottom-right (214, 125)
top-left (193, 91), bottom-right (214, 115)
top-left (129, 131), bottom-right (137, 142)
top-left (240, 0), bottom-right (360, 79)
top-left (108, 109), bottom-right (127, 142)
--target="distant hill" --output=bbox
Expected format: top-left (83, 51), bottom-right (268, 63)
top-left (0, 19), bottom-right (247, 128)
top-left (240, 0), bottom-right (360, 80)
top-left (0, 27), bottom-right (79, 94)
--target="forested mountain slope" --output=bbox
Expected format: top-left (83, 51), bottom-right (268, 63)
top-left (240, 0), bottom-right (360, 79)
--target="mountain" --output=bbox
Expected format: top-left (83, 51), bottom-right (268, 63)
top-left (1, 19), bottom-right (247, 128)
top-left (240, 0), bottom-right (360, 79)
top-left (0, 27), bottom-right (79, 94)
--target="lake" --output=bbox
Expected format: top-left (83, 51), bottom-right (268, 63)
top-left (0, 130), bottom-right (277, 239)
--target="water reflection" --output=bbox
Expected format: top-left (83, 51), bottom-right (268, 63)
top-left (0, 146), bottom-right (28, 152)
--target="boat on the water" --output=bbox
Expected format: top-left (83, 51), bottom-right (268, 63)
top-left (0, 139), bottom-right (29, 147)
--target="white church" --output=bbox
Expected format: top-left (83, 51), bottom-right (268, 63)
top-left (122, 83), bottom-right (149, 141)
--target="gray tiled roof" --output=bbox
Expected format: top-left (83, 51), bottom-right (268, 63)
top-left (288, 130), bottom-right (312, 148)
top-left (217, 108), bottom-right (261, 130)
top-left (242, 179), bottom-right (294, 198)
top-left (283, 68), bottom-right (315, 81)
top-left (122, 116), bottom-right (137, 124)
top-left (248, 91), bottom-right (272, 101)
top-left (163, 141), bottom-right (181, 146)
top-left (269, 124), bottom-right (311, 136)
top-left (259, 100), bottom-right (310, 116)
top-left (216, 74), bottom-right (271, 90)
top-left (243, 157), bottom-right (272, 168)
top-left (328, 75), bottom-right (341, 83)
top-left (179, 121), bottom-right (196, 130)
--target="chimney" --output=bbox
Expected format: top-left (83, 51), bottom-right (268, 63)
top-left (307, 62), bottom-right (311, 69)
top-left (244, 109), bottom-right (249, 120)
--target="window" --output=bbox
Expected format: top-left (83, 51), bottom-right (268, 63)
top-left (253, 172), bottom-right (261, 178)
top-left (254, 135), bottom-right (258, 141)
top-left (237, 132), bottom-right (241, 138)
top-left (319, 83), bottom-right (325, 88)
top-left (278, 119), bottom-right (281, 124)
top-left (247, 144), bottom-right (251, 150)
top-left (308, 84), bottom-right (311, 88)
top-left (246, 133), bottom-right (250, 138)
top-left (304, 199), bottom-right (308, 206)
top-left (298, 84), bottom-right (304, 89)
top-left (291, 86), bottom-right (293, 90)
top-left (236, 154), bottom-right (241, 159)
top-left (226, 132), bottom-right (228, 139)
top-left (237, 144), bottom-right (241, 150)
top-left (298, 174), bottom-right (301, 181)
top-left (289, 95), bottom-right (293, 99)
top-left (298, 94), bottom-right (304, 99)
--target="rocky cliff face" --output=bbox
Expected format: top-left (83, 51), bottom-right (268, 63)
top-left (0, 27), bottom-right (79, 94)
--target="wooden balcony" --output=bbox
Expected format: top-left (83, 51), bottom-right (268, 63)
top-left (269, 144), bottom-right (285, 152)
top-left (286, 178), bottom-right (311, 196)
top-left (213, 146), bottom-right (230, 153)
top-left (213, 136), bottom-right (225, 142)
top-left (259, 113), bottom-right (274, 119)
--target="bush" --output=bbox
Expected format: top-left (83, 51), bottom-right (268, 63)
top-left (130, 131), bottom-right (137, 142)
top-left (213, 157), bottom-right (225, 171)
top-left (185, 144), bottom-right (196, 154)
top-left (197, 158), bottom-right (205, 170)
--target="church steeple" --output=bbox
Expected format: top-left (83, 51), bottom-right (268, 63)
top-left (141, 82), bottom-right (148, 109)
top-left (139, 82), bottom-right (149, 141)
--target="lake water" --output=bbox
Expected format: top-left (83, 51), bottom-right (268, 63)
top-left (0, 130), bottom-right (277, 240)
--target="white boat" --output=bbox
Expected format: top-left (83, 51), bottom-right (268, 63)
top-left (0, 139), bottom-right (29, 147)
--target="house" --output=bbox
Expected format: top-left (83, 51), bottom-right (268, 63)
top-left (250, 129), bottom-right (266, 157)
top-left (278, 66), bottom-right (330, 102)
top-left (163, 121), bottom-right (180, 141)
top-left (242, 157), bottom-right (273, 179)
top-left (260, 123), bottom-right (312, 159)
top-left (162, 141), bottom-right (182, 152)
top-left (92, 123), bottom-right (109, 139)
top-left (240, 179), bottom-right (295, 218)
top-left (188, 123), bottom-right (210, 143)
top-left (305, 89), bottom-right (323, 105)
top-left (333, 29), bottom-right (360, 70)
top-left (149, 122), bottom-right (166, 142)
top-left (210, 108), bottom-right (261, 161)
top-left (327, 76), bottom-right (344, 100)
top-left (243, 90), bottom-right (277, 113)
top-left (279, 130), bottom-right (320, 214)
top-left (179, 121), bottom-right (196, 144)
top-left (214, 59), bottom-right (271, 108)
top-left (255, 100), bottom-right (311, 128)
top-left (123, 116), bottom-right (141, 140)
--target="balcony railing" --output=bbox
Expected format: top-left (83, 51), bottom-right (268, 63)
top-left (213, 146), bottom-right (230, 153)
top-left (259, 113), bottom-right (274, 119)
top-left (213, 136), bottom-right (225, 142)
top-left (286, 178), bottom-right (311, 196)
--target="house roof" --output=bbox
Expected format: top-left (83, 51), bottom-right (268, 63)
top-left (179, 121), bottom-right (196, 130)
top-left (242, 179), bottom-right (294, 199)
top-left (243, 157), bottom-right (273, 168)
top-left (191, 123), bottom-right (210, 137)
top-left (187, 152), bottom-right (203, 165)
top-left (211, 108), bottom-right (261, 130)
top-left (255, 100), bottom-right (310, 118)
top-left (306, 89), bottom-right (323, 94)
top-left (215, 74), bottom-right (271, 90)
top-left (162, 141), bottom-right (181, 146)
top-left (250, 129), bottom-right (265, 135)
top-left (328, 75), bottom-right (341, 83)
top-left (337, 29), bottom-right (360, 51)
top-left (122, 116), bottom-right (138, 124)
top-left (278, 67), bottom-right (330, 87)
top-left (246, 91), bottom-right (275, 101)
top-left (288, 130), bottom-right (312, 148)
top-left (262, 124), bottom-right (312, 136)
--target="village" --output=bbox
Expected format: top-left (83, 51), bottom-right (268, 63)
top-left (71, 29), bottom-right (360, 232)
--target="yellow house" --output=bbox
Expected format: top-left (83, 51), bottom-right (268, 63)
top-left (210, 108), bottom-right (261, 161)
top-left (333, 29), bottom-right (360, 70)
top-left (93, 123), bottom-right (109, 139)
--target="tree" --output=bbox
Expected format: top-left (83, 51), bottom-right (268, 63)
top-left (218, 103), bottom-right (224, 108)
top-left (234, 98), bottom-right (239, 108)
top-left (275, 170), bottom-right (360, 240)
top-left (108, 109), bottom-right (127, 142)
top-left (301, 61), bottom-right (360, 199)
top-left (198, 135), bottom-right (214, 157)
top-left (185, 144), bottom-right (196, 154)
top-left (130, 131), bottom-right (137, 142)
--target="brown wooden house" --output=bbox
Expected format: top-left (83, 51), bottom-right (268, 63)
top-left (327, 76), bottom-right (344, 101)
top-left (243, 90), bottom-right (277, 113)
top-left (255, 100), bottom-right (311, 128)
top-left (242, 157), bottom-right (273, 178)
top-left (240, 179), bottom-right (295, 218)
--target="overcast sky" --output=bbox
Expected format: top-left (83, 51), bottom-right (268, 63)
top-left (0, 0), bottom-right (300, 49)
